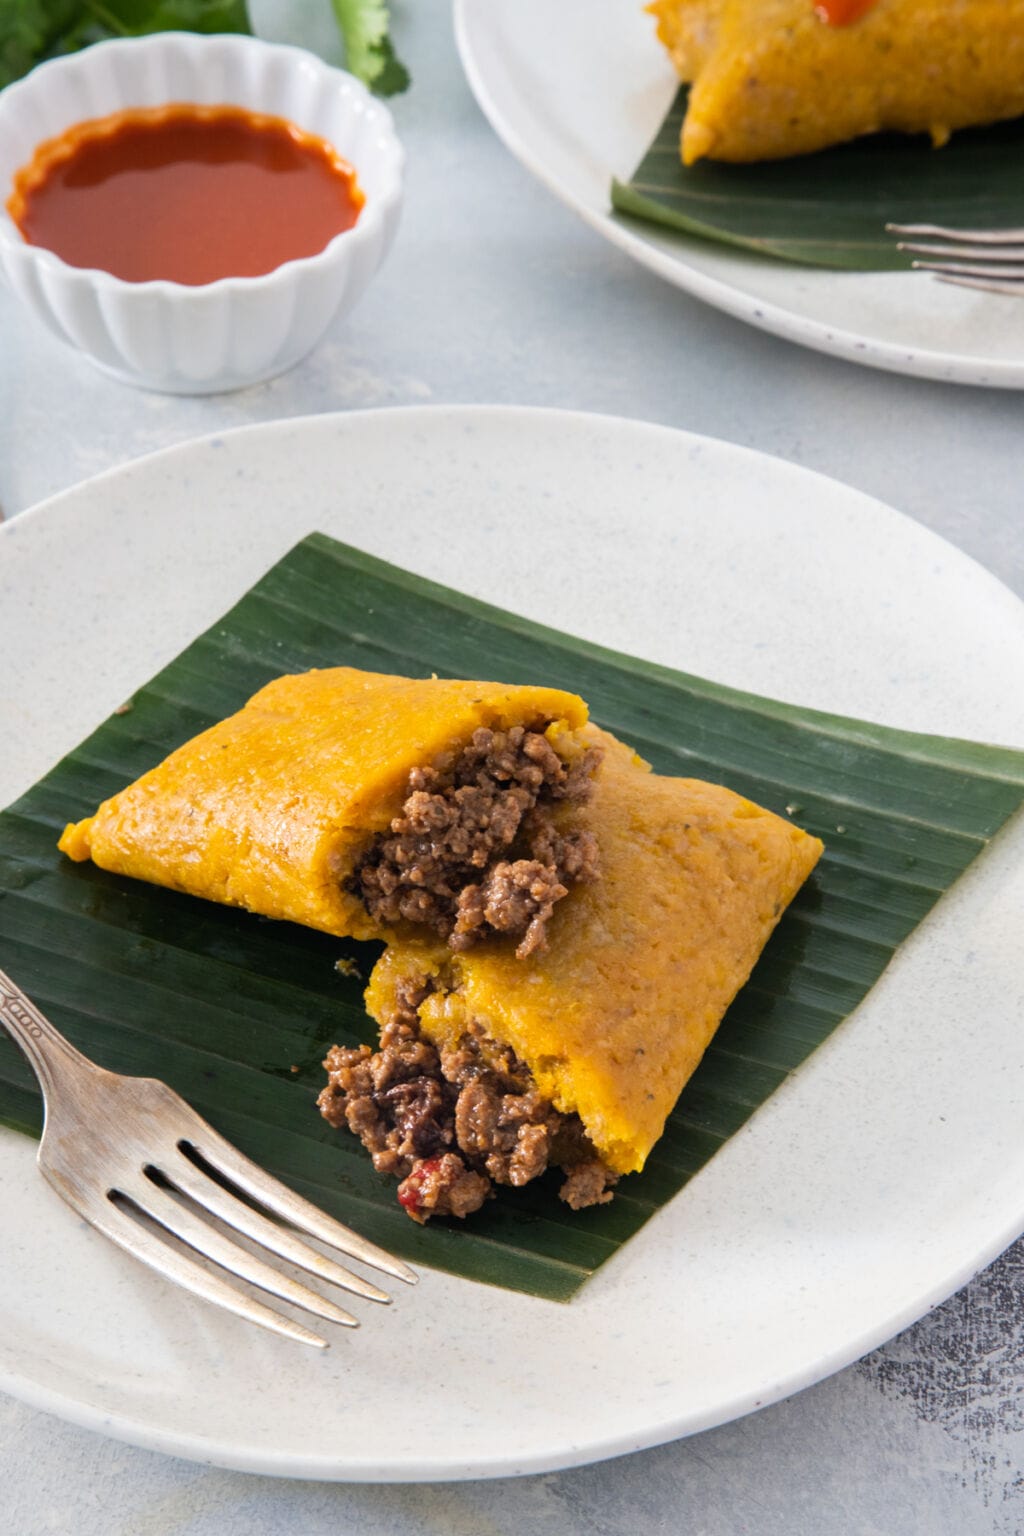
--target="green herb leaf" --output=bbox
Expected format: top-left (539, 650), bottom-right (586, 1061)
top-left (0, 0), bottom-right (84, 86)
top-left (0, 534), bottom-right (1021, 1300)
top-left (94, 0), bottom-right (249, 29)
top-left (329, 0), bottom-right (407, 93)
top-left (0, 0), bottom-right (408, 94)
top-left (0, 0), bottom-right (249, 85)
top-left (612, 85), bottom-right (1024, 270)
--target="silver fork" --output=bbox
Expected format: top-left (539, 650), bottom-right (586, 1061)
top-left (887, 223), bottom-right (1024, 295)
top-left (0, 968), bottom-right (415, 1349)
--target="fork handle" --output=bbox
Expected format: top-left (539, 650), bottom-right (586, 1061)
top-left (0, 967), bottom-right (94, 1101)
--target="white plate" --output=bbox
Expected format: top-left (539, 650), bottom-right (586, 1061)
top-left (1, 406), bottom-right (1022, 1482)
top-left (454, 0), bottom-right (1024, 389)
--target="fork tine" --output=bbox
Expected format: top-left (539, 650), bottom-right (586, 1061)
top-left (69, 1183), bottom-right (330, 1349)
top-left (184, 1131), bottom-right (417, 1287)
top-left (3, 963), bottom-right (410, 1344)
top-left (934, 273), bottom-right (1024, 297)
top-left (909, 259), bottom-right (1024, 282)
top-left (119, 1175), bottom-right (360, 1329)
top-left (895, 240), bottom-right (1024, 261)
top-left (166, 1147), bottom-right (391, 1304)
top-left (887, 221), bottom-right (1024, 243)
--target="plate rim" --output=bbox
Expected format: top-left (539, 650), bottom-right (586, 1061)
top-left (4, 401), bottom-right (1022, 629)
top-left (1, 402), bottom-right (1023, 1482)
top-left (452, 0), bottom-right (1024, 391)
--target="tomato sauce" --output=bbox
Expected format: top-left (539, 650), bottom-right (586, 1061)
top-left (814, 0), bottom-right (879, 23)
top-left (6, 104), bottom-right (364, 285)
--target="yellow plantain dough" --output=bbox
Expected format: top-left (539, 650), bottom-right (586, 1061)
top-left (58, 667), bottom-right (591, 941)
top-left (648, 0), bottom-right (1024, 163)
top-left (365, 728), bottom-right (824, 1176)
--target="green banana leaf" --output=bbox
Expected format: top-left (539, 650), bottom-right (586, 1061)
top-left (611, 86), bottom-right (1024, 270)
top-left (0, 532), bottom-right (1021, 1301)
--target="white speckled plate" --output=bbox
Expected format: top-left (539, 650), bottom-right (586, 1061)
top-left (454, 0), bottom-right (1024, 389)
top-left (1, 406), bottom-right (1022, 1481)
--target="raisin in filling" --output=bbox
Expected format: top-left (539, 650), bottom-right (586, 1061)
top-left (350, 725), bottom-right (602, 959)
top-left (318, 978), bottom-right (617, 1223)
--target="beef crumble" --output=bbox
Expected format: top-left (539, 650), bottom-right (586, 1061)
top-left (351, 725), bottom-right (602, 959)
top-left (318, 978), bottom-right (617, 1223)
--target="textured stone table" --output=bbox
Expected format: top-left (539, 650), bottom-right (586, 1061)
top-left (1, 4), bottom-right (1022, 1532)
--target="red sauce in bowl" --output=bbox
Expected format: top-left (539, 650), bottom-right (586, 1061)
top-left (6, 104), bottom-right (364, 285)
top-left (815, 0), bottom-right (878, 23)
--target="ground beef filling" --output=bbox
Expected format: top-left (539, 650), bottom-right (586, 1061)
top-left (318, 979), bottom-right (617, 1223)
top-left (351, 725), bottom-right (602, 959)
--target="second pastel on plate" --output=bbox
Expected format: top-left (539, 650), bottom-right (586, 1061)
top-left (651, 0), bottom-right (1024, 163)
top-left (343, 725), bottom-right (821, 1221)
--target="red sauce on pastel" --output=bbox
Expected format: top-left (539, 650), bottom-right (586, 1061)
top-left (815, 0), bottom-right (879, 23)
top-left (6, 104), bottom-right (364, 285)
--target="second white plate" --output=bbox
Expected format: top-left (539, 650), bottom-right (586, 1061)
top-left (454, 0), bottom-right (1024, 388)
top-left (1, 407), bottom-right (1023, 1480)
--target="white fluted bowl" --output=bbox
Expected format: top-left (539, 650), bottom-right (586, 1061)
top-left (0, 33), bottom-right (403, 393)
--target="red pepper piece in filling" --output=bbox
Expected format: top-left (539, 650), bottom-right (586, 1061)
top-left (396, 1158), bottom-right (441, 1211)
top-left (814, 0), bottom-right (878, 25)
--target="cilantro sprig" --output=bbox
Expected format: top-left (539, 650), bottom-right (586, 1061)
top-left (0, 0), bottom-right (409, 93)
